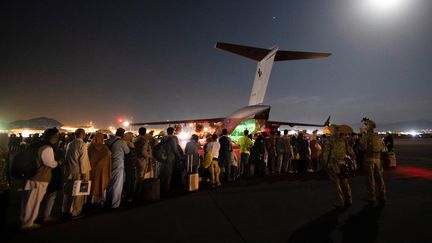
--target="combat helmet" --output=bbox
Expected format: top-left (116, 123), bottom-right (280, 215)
top-left (361, 117), bottom-right (376, 130)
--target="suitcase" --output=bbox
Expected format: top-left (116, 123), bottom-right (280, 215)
top-left (249, 163), bottom-right (255, 177)
top-left (184, 154), bottom-right (199, 192)
top-left (140, 164), bottom-right (160, 202)
top-left (387, 152), bottom-right (397, 167)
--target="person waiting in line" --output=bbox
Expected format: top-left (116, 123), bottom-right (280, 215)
top-left (237, 130), bottom-right (253, 177)
top-left (275, 131), bottom-right (285, 174)
top-left (160, 127), bottom-right (182, 193)
top-left (123, 132), bottom-right (137, 204)
top-left (218, 129), bottom-right (233, 181)
top-left (62, 128), bottom-right (91, 219)
top-left (205, 134), bottom-right (221, 187)
top-left (185, 134), bottom-right (200, 173)
top-left (105, 128), bottom-right (130, 208)
top-left (134, 127), bottom-right (153, 179)
top-left (264, 131), bottom-right (277, 175)
top-left (39, 137), bottom-right (66, 223)
top-left (309, 130), bottom-right (322, 172)
top-left (290, 134), bottom-right (299, 173)
top-left (252, 133), bottom-right (266, 177)
top-left (21, 128), bottom-right (59, 230)
top-left (296, 131), bottom-right (310, 173)
top-left (384, 132), bottom-right (394, 152)
top-left (88, 132), bottom-right (112, 207)
top-left (281, 129), bottom-right (292, 173)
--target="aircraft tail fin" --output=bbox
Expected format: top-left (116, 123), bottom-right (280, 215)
top-left (216, 42), bottom-right (331, 106)
top-left (248, 48), bottom-right (277, 105)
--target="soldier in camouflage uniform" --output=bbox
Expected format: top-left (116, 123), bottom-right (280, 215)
top-left (359, 118), bottom-right (386, 203)
top-left (322, 125), bottom-right (355, 208)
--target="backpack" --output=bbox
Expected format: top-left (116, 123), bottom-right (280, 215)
top-left (11, 142), bottom-right (44, 179)
top-left (153, 140), bottom-right (168, 162)
top-left (107, 138), bottom-right (120, 151)
top-left (367, 133), bottom-right (384, 153)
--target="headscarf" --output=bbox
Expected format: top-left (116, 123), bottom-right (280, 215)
top-left (93, 132), bottom-right (105, 145)
top-left (123, 132), bottom-right (135, 148)
top-left (91, 132), bottom-right (106, 150)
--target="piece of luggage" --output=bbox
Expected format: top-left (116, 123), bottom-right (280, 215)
top-left (184, 154), bottom-right (199, 192)
top-left (249, 163), bottom-right (255, 177)
top-left (11, 142), bottom-right (44, 179)
top-left (139, 164), bottom-right (160, 203)
top-left (387, 151), bottom-right (397, 167)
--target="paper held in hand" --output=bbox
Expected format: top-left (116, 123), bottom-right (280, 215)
top-left (72, 180), bottom-right (92, 196)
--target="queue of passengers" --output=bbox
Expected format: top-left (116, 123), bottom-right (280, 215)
top-left (0, 123), bottom-right (394, 230)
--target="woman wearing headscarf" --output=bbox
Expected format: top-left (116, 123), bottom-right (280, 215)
top-left (123, 132), bottom-right (137, 204)
top-left (88, 132), bottom-right (112, 206)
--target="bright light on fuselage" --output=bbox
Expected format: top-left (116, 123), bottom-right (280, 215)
top-left (178, 132), bottom-right (189, 141)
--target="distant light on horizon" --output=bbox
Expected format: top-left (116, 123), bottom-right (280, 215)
top-left (407, 130), bottom-right (419, 137)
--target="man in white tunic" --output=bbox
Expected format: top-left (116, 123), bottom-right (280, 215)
top-left (20, 128), bottom-right (59, 230)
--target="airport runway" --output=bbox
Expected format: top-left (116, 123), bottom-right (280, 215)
top-left (4, 138), bottom-right (432, 242)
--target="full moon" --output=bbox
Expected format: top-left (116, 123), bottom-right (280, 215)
top-left (368, 0), bottom-right (404, 10)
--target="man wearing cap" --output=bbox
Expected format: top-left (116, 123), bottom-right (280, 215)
top-left (322, 125), bottom-right (355, 208)
top-left (359, 118), bottom-right (386, 203)
top-left (106, 128), bottom-right (130, 208)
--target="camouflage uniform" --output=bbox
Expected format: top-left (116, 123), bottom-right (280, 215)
top-left (322, 125), bottom-right (354, 207)
top-left (359, 119), bottom-right (386, 202)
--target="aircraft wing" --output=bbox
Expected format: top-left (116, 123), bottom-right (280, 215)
top-left (267, 116), bottom-right (331, 128)
top-left (131, 118), bottom-right (224, 126)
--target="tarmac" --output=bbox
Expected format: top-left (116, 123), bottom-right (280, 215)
top-left (4, 138), bottom-right (432, 243)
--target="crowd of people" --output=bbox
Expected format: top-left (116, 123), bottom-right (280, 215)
top-left (0, 118), bottom-right (395, 231)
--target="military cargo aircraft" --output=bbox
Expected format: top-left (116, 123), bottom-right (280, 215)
top-left (132, 42), bottom-right (331, 141)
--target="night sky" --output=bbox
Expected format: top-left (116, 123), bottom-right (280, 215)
top-left (2, 0), bottom-right (431, 128)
